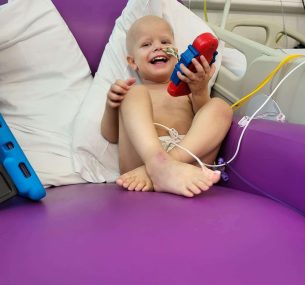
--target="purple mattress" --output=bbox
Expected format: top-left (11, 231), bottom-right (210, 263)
top-left (1, 183), bottom-right (305, 285)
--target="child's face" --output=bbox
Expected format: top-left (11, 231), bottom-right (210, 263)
top-left (127, 19), bottom-right (177, 84)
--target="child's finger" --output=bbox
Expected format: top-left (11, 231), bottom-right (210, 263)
top-left (109, 103), bottom-right (121, 108)
top-left (125, 77), bottom-right (136, 86)
top-left (114, 80), bottom-right (130, 90)
top-left (107, 99), bottom-right (121, 108)
top-left (115, 78), bottom-right (136, 90)
top-left (209, 64), bottom-right (216, 76)
top-left (191, 58), bottom-right (204, 74)
top-left (199, 55), bottom-right (210, 71)
top-left (179, 63), bottom-right (196, 80)
top-left (177, 71), bottom-right (191, 83)
top-left (111, 84), bottom-right (128, 95)
top-left (109, 91), bottom-right (124, 102)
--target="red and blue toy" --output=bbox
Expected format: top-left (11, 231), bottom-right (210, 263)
top-left (168, 32), bottom-right (219, 97)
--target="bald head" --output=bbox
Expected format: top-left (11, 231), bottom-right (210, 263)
top-left (126, 15), bottom-right (174, 55)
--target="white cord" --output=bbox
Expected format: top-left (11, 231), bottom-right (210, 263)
top-left (155, 59), bottom-right (305, 169)
top-left (221, 59), bottom-right (305, 167)
top-left (153, 122), bottom-right (206, 169)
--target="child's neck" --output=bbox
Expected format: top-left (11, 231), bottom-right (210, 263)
top-left (143, 81), bottom-right (169, 90)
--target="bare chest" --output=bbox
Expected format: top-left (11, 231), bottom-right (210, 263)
top-left (149, 89), bottom-right (194, 135)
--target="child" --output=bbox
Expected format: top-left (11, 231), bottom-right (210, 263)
top-left (101, 15), bottom-right (233, 197)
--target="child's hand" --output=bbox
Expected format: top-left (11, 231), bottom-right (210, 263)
top-left (177, 55), bottom-right (215, 96)
top-left (107, 78), bottom-right (136, 108)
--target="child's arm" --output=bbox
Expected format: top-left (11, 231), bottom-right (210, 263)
top-left (177, 55), bottom-right (215, 113)
top-left (101, 78), bottom-right (136, 143)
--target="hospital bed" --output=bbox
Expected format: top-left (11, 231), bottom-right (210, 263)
top-left (1, 0), bottom-right (305, 284)
top-left (211, 22), bottom-right (305, 124)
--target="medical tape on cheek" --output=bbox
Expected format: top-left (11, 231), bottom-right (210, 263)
top-left (162, 47), bottom-right (180, 60)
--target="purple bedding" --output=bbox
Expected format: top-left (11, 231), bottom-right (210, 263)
top-left (2, 183), bottom-right (305, 284)
top-left (220, 118), bottom-right (305, 214)
top-left (1, 0), bottom-right (305, 284)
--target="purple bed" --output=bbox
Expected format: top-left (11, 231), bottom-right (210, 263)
top-left (1, 0), bottom-right (305, 284)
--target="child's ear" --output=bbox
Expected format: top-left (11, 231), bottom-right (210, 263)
top-left (127, 55), bottom-right (137, 71)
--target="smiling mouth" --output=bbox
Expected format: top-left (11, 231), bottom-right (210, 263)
top-left (150, 56), bottom-right (169, 64)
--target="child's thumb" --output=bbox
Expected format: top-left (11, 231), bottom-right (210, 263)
top-left (126, 77), bottom-right (136, 86)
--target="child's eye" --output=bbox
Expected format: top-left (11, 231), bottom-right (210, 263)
top-left (141, 42), bottom-right (151, 47)
top-left (162, 40), bottom-right (171, 45)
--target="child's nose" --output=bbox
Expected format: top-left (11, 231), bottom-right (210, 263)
top-left (153, 46), bottom-right (162, 52)
top-left (153, 43), bottom-right (163, 51)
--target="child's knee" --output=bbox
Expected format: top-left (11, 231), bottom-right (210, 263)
top-left (120, 85), bottom-right (151, 111)
top-left (125, 85), bottom-right (149, 100)
top-left (211, 97), bottom-right (233, 121)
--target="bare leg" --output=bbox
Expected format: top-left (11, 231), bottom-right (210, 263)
top-left (117, 85), bottom-right (219, 197)
top-left (169, 97), bottom-right (233, 164)
top-left (118, 97), bottom-right (232, 191)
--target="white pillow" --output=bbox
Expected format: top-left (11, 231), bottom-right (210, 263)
top-left (0, 0), bottom-right (91, 186)
top-left (72, 0), bottom-right (223, 183)
top-left (222, 47), bottom-right (247, 77)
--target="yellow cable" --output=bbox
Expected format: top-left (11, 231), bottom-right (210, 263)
top-left (203, 0), bottom-right (208, 22)
top-left (231, 54), bottom-right (304, 111)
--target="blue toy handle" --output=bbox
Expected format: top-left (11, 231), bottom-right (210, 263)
top-left (170, 45), bottom-right (200, 86)
top-left (0, 114), bottom-right (46, 200)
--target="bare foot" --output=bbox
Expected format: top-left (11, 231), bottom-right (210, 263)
top-left (116, 165), bottom-right (153, 192)
top-left (146, 151), bottom-right (220, 197)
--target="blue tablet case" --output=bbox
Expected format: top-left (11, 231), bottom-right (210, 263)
top-left (0, 114), bottom-right (46, 202)
top-left (0, 163), bottom-right (18, 203)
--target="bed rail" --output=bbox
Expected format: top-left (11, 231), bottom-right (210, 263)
top-left (209, 23), bottom-right (305, 125)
